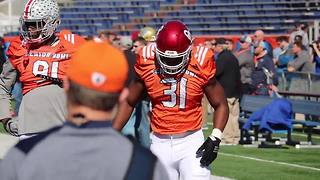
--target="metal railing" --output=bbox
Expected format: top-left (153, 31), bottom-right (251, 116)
top-left (277, 71), bottom-right (320, 101)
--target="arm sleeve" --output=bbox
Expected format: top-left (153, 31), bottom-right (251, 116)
top-left (314, 55), bottom-right (320, 64)
top-left (266, 58), bottom-right (279, 86)
top-left (238, 53), bottom-right (253, 67)
top-left (288, 53), bottom-right (308, 71)
top-left (0, 60), bottom-right (17, 120)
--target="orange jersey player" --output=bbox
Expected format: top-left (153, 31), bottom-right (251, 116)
top-left (7, 32), bottom-right (84, 95)
top-left (113, 20), bottom-right (229, 180)
top-left (0, 0), bottom-right (85, 137)
top-left (135, 43), bottom-right (216, 135)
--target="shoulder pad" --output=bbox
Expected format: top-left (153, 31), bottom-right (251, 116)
top-left (192, 46), bottom-right (213, 66)
top-left (59, 33), bottom-right (86, 46)
top-left (6, 37), bottom-right (26, 58)
top-left (140, 43), bottom-right (156, 62)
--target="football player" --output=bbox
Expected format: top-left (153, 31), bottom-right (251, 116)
top-left (0, 0), bottom-right (84, 137)
top-left (113, 20), bottom-right (229, 180)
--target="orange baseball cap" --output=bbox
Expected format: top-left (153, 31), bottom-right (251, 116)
top-left (67, 41), bottom-right (128, 93)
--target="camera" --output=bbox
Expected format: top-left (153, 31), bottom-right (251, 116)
top-left (309, 40), bottom-right (320, 49)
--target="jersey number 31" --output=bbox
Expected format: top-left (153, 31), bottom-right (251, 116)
top-left (161, 77), bottom-right (187, 109)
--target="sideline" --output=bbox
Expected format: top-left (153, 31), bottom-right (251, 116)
top-left (220, 152), bottom-right (320, 172)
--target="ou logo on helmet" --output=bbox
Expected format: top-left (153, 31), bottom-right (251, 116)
top-left (156, 25), bottom-right (164, 37)
top-left (183, 30), bottom-right (192, 41)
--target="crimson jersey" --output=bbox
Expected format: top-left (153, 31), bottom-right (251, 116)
top-left (6, 33), bottom-right (85, 95)
top-left (135, 43), bottom-right (216, 134)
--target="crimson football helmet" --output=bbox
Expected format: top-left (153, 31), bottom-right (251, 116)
top-left (155, 20), bottom-right (192, 75)
top-left (20, 0), bottom-right (60, 44)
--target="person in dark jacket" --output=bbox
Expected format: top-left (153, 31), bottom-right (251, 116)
top-left (214, 38), bottom-right (242, 145)
top-left (252, 41), bottom-right (278, 96)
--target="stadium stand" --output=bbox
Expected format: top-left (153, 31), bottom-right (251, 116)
top-left (56, 0), bottom-right (320, 36)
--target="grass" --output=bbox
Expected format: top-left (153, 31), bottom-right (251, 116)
top-left (0, 123), bottom-right (6, 134)
top-left (203, 119), bottom-right (320, 180)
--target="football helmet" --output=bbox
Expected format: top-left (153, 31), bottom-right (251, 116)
top-left (155, 20), bottom-right (192, 75)
top-left (138, 26), bottom-right (156, 42)
top-left (20, 0), bottom-right (60, 44)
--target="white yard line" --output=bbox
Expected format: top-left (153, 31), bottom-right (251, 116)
top-left (220, 152), bottom-right (320, 172)
top-left (291, 133), bottom-right (320, 139)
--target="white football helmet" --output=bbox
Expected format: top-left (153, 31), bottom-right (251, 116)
top-left (20, 0), bottom-right (60, 44)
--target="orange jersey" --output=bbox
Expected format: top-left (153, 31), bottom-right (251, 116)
top-left (6, 33), bottom-right (85, 95)
top-left (135, 43), bottom-right (216, 134)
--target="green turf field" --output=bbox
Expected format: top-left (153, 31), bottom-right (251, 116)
top-left (203, 122), bottom-right (320, 180)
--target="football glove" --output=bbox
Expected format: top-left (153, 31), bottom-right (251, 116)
top-left (196, 128), bottom-right (222, 166)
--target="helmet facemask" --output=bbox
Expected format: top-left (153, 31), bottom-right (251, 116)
top-left (20, 15), bottom-right (60, 44)
top-left (156, 45), bottom-right (192, 75)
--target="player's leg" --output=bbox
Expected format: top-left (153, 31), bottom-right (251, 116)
top-left (228, 97), bottom-right (240, 144)
top-left (178, 130), bottom-right (211, 180)
top-left (150, 133), bottom-right (179, 180)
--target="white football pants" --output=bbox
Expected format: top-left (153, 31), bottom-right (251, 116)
top-left (150, 129), bottom-right (211, 180)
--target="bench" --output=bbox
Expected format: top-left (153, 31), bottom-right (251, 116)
top-left (239, 95), bottom-right (320, 145)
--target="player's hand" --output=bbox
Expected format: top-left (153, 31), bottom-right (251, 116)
top-left (196, 136), bottom-right (221, 166)
top-left (2, 118), bottom-right (19, 137)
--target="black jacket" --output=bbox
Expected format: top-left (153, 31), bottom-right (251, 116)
top-left (215, 50), bottom-right (242, 98)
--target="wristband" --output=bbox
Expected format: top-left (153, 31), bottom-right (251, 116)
top-left (209, 128), bottom-right (222, 140)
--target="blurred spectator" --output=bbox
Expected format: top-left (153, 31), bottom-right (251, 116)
top-left (226, 38), bottom-right (235, 53)
top-left (253, 30), bottom-right (273, 57)
top-left (288, 41), bottom-right (314, 73)
top-left (119, 36), bottom-right (133, 50)
top-left (204, 40), bottom-right (213, 49)
top-left (131, 31), bottom-right (140, 41)
top-left (0, 36), bottom-right (5, 73)
top-left (84, 35), bottom-right (94, 41)
top-left (235, 35), bottom-right (254, 94)
top-left (214, 38), bottom-right (241, 145)
top-left (275, 36), bottom-right (295, 71)
top-left (98, 31), bottom-right (120, 47)
top-left (123, 30), bottom-right (151, 148)
top-left (290, 22), bottom-right (309, 48)
top-left (252, 41), bottom-right (278, 96)
top-left (119, 36), bottom-right (135, 86)
top-left (293, 34), bottom-right (308, 50)
top-left (311, 38), bottom-right (320, 73)
top-left (204, 39), bottom-right (215, 54)
top-left (132, 37), bottom-right (146, 54)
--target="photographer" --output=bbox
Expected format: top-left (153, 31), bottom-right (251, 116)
top-left (311, 38), bottom-right (320, 74)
